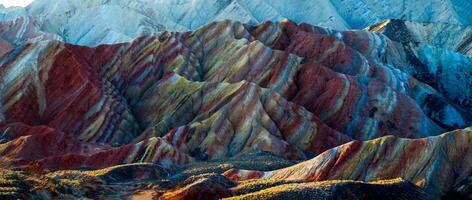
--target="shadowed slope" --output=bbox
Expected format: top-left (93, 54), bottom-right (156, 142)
top-left (369, 19), bottom-right (472, 56)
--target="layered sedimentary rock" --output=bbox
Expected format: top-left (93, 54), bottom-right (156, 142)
top-left (0, 41), bottom-right (142, 146)
top-left (1, 20), bottom-right (471, 170)
top-left (247, 20), bottom-right (472, 128)
top-left (0, 16), bottom-right (471, 199)
top-left (135, 73), bottom-right (350, 160)
top-left (0, 123), bottom-right (192, 170)
top-left (224, 128), bottom-right (472, 197)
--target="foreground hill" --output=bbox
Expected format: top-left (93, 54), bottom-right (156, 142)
top-left (225, 128), bottom-right (472, 197)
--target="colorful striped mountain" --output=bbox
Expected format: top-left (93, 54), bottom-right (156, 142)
top-left (0, 1), bottom-right (472, 199)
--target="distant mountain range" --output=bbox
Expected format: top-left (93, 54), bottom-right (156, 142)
top-left (1, 0), bottom-right (472, 46)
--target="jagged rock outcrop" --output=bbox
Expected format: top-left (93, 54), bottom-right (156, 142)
top-left (0, 16), bottom-right (61, 55)
top-left (0, 5), bottom-right (26, 21)
top-left (369, 19), bottom-right (472, 57)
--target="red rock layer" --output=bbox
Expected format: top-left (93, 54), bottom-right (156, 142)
top-left (1, 41), bottom-right (141, 146)
top-left (135, 73), bottom-right (350, 160)
top-left (248, 20), bottom-right (471, 128)
top-left (69, 20), bottom-right (451, 139)
top-left (0, 123), bottom-right (192, 170)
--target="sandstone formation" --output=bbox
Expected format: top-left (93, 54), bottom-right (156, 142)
top-left (0, 1), bottom-right (471, 198)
